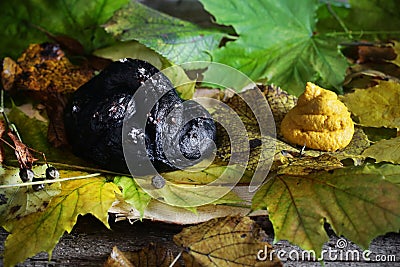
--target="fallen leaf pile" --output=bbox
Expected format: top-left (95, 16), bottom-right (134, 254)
top-left (0, 1), bottom-right (400, 266)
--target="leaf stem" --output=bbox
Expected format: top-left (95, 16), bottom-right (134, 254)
top-left (325, 2), bottom-right (352, 39)
top-left (49, 162), bottom-right (130, 176)
top-left (169, 251), bottom-right (182, 267)
top-left (0, 173), bottom-right (101, 188)
top-left (5, 159), bottom-right (131, 177)
top-left (324, 30), bottom-right (400, 38)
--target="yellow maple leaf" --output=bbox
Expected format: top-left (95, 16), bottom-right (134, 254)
top-left (3, 176), bottom-right (120, 267)
top-left (341, 80), bottom-right (400, 128)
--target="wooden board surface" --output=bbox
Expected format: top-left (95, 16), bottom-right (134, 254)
top-left (1, 215), bottom-right (399, 266)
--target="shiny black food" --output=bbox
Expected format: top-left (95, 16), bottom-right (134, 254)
top-left (64, 59), bottom-right (216, 174)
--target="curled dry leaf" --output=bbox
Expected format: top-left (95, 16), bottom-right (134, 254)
top-left (173, 216), bottom-right (282, 267)
top-left (104, 246), bottom-right (134, 267)
top-left (7, 131), bottom-right (37, 170)
top-left (342, 41), bottom-right (397, 64)
top-left (357, 44), bottom-right (396, 63)
top-left (104, 243), bottom-right (181, 267)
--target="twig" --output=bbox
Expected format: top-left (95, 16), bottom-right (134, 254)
top-left (326, 2), bottom-right (353, 39)
top-left (169, 250), bottom-right (182, 267)
top-left (0, 173), bottom-right (101, 189)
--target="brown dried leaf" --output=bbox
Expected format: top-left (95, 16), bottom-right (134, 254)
top-left (8, 43), bottom-right (93, 93)
top-left (127, 243), bottom-right (180, 267)
top-left (174, 216), bottom-right (282, 267)
top-left (45, 93), bottom-right (69, 147)
top-left (342, 42), bottom-right (397, 64)
top-left (357, 44), bottom-right (396, 64)
top-left (104, 243), bottom-right (180, 267)
top-left (7, 131), bottom-right (37, 170)
top-left (1, 57), bottom-right (22, 90)
top-left (0, 120), bottom-right (5, 137)
top-left (3, 43), bottom-right (94, 148)
top-left (0, 120), bottom-right (6, 163)
top-left (343, 63), bottom-right (400, 89)
top-left (52, 35), bottom-right (85, 56)
top-left (104, 246), bottom-right (134, 267)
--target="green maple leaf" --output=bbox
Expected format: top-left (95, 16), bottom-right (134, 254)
top-left (3, 176), bottom-right (120, 267)
top-left (93, 42), bottom-right (196, 100)
top-left (133, 165), bottom-right (245, 208)
top-left (199, 0), bottom-right (349, 96)
top-left (347, 0), bottom-right (400, 32)
top-left (252, 164), bottom-right (400, 256)
top-left (367, 164), bottom-right (400, 185)
top-left (0, 0), bottom-right (129, 59)
top-left (114, 176), bottom-right (151, 218)
top-left (104, 1), bottom-right (227, 64)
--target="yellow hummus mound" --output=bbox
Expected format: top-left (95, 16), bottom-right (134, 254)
top-left (281, 82), bottom-right (354, 151)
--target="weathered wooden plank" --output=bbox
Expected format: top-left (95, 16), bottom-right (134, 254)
top-left (1, 215), bottom-right (399, 266)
